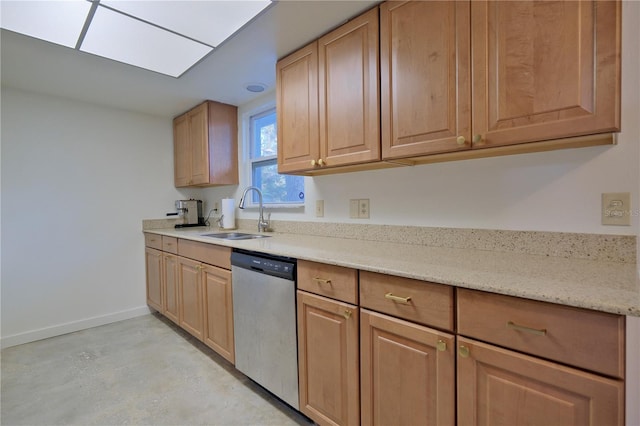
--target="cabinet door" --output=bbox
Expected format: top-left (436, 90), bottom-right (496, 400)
top-left (163, 253), bottom-right (179, 324)
top-left (360, 309), bottom-right (455, 426)
top-left (178, 257), bottom-right (204, 340)
top-left (277, 42), bottom-right (320, 173)
top-left (318, 7), bottom-right (379, 167)
top-left (206, 101), bottom-right (239, 185)
top-left (457, 337), bottom-right (624, 426)
top-left (381, 0), bottom-right (471, 159)
top-left (471, 0), bottom-right (621, 148)
top-left (188, 102), bottom-right (210, 185)
top-left (202, 264), bottom-right (234, 364)
top-left (173, 113), bottom-right (191, 187)
top-left (297, 291), bottom-right (359, 426)
top-left (145, 247), bottom-right (163, 312)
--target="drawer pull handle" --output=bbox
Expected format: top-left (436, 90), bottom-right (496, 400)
top-left (385, 293), bottom-right (412, 304)
top-left (507, 321), bottom-right (547, 336)
top-left (313, 277), bottom-right (332, 285)
top-left (436, 340), bottom-right (447, 352)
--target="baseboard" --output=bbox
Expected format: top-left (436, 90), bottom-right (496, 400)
top-left (0, 306), bottom-right (152, 349)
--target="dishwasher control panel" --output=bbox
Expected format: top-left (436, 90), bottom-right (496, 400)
top-left (231, 250), bottom-right (296, 281)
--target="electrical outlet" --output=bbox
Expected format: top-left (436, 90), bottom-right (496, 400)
top-left (349, 199), bottom-right (360, 218)
top-left (316, 200), bottom-right (324, 217)
top-left (359, 199), bottom-right (370, 219)
top-left (602, 192), bottom-right (631, 226)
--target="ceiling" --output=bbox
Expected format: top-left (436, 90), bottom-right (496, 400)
top-left (1, 1), bottom-right (378, 118)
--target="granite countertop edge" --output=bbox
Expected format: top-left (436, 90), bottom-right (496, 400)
top-left (144, 227), bottom-right (640, 317)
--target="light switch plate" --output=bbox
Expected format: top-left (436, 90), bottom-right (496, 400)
top-left (315, 200), bottom-right (324, 217)
top-left (349, 199), bottom-right (359, 219)
top-left (602, 192), bottom-right (631, 226)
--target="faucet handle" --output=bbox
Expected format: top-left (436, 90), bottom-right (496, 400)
top-left (259, 212), bottom-right (271, 232)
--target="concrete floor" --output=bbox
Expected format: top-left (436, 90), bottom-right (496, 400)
top-left (1, 314), bottom-right (313, 425)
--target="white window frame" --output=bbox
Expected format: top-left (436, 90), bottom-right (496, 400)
top-left (241, 100), bottom-right (305, 208)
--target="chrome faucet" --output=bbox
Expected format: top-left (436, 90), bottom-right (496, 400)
top-left (238, 186), bottom-right (270, 232)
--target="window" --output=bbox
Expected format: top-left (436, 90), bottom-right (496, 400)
top-left (248, 108), bottom-right (304, 205)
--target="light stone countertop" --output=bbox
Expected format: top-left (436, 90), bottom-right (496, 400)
top-left (145, 227), bottom-right (640, 317)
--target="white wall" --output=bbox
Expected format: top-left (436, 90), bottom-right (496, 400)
top-left (0, 87), bottom-right (197, 347)
top-left (206, 1), bottom-right (639, 238)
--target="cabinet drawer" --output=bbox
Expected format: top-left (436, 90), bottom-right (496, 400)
top-left (360, 271), bottom-right (454, 331)
top-left (297, 260), bottom-right (358, 304)
top-left (162, 236), bottom-right (178, 254)
top-left (457, 289), bottom-right (625, 378)
top-left (177, 239), bottom-right (231, 269)
top-left (144, 233), bottom-right (163, 250)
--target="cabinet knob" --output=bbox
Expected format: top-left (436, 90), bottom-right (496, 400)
top-left (343, 310), bottom-right (352, 320)
top-left (456, 136), bottom-right (466, 146)
top-left (459, 345), bottom-right (470, 358)
top-left (311, 159), bottom-right (316, 167)
top-left (436, 340), bottom-right (447, 352)
top-left (472, 134), bottom-right (484, 145)
top-left (317, 159), bottom-right (325, 166)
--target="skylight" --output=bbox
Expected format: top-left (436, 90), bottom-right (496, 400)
top-left (0, 0), bottom-right (271, 78)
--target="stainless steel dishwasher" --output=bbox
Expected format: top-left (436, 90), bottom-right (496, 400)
top-left (231, 249), bottom-right (299, 410)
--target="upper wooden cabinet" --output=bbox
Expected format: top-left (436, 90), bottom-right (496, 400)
top-left (382, 0), bottom-right (620, 159)
top-left (319, 7), bottom-right (380, 169)
top-left (381, 0), bottom-right (471, 159)
top-left (470, 0), bottom-right (621, 149)
top-left (277, 0), bottom-right (621, 172)
top-left (173, 101), bottom-right (238, 187)
top-left (276, 42), bottom-right (319, 173)
top-left (277, 7), bottom-right (380, 174)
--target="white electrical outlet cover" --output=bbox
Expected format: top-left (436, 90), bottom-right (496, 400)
top-left (602, 192), bottom-right (631, 226)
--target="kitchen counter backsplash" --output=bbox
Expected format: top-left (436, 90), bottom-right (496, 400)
top-left (142, 218), bottom-right (635, 264)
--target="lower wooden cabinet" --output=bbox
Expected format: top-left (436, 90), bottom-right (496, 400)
top-left (145, 235), bottom-right (235, 364)
top-left (202, 264), bottom-right (234, 364)
top-left (297, 290), bottom-right (360, 426)
top-left (163, 253), bottom-right (179, 324)
top-left (177, 257), bottom-right (204, 341)
top-left (457, 337), bottom-right (624, 426)
top-left (145, 247), bottom-right (163, 312)
top-left (360, 309), bottom-right (455, 426)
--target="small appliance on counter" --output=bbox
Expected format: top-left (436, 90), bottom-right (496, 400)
top-left (173, 199), bottom-right (205, 228)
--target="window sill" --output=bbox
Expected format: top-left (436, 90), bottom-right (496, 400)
top-left (242, 203), bottom-right (305, 209)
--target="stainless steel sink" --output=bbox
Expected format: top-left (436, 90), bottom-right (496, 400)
top-left (200, 232), bottom-right (271, 240)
